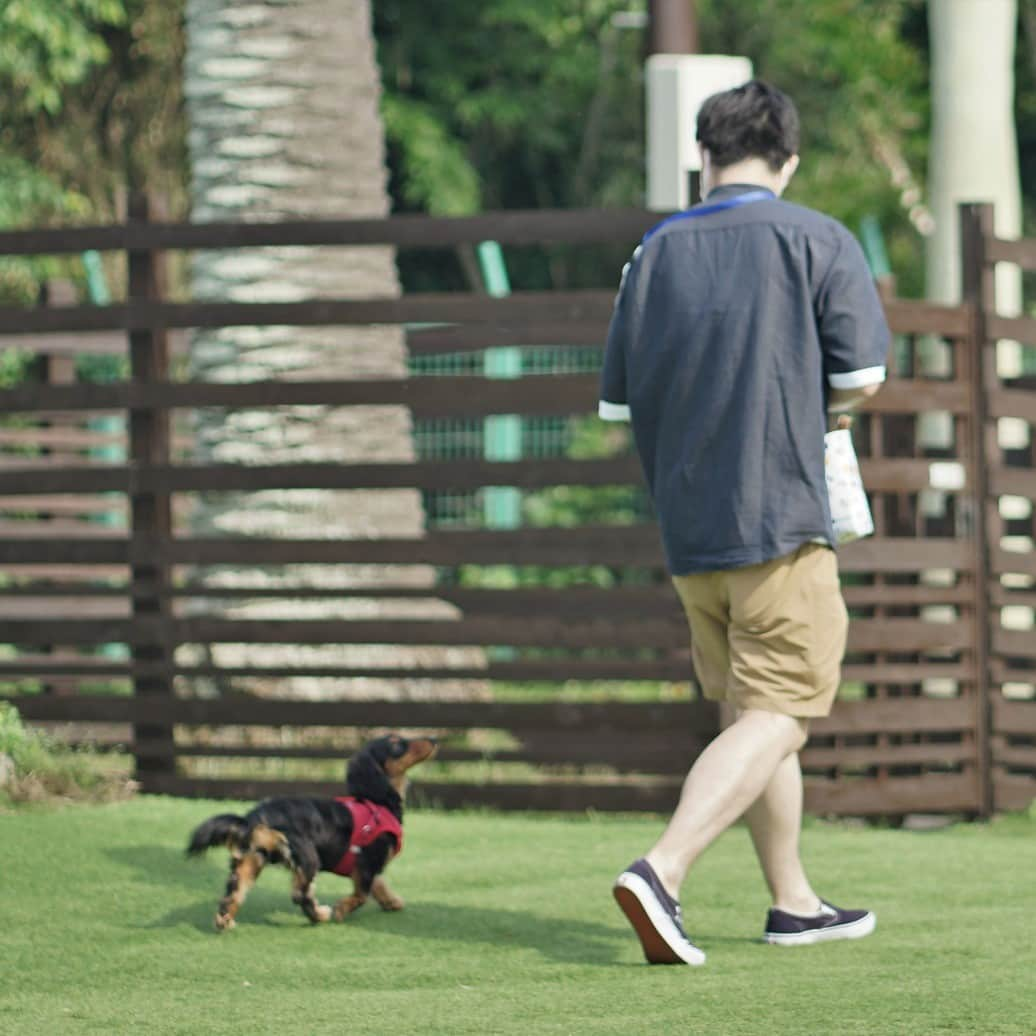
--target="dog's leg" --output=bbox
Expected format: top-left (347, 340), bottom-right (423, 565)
top-left (291, 867), bottom-right (331, 924)
top-left (215, 851), bottom-right (263, 932)
top-left (332, 874), bottom-right (368, 921)
top-left (371, 875), bottom-right (404, 912)
top-left (334, 835), bottom-right (397, 920)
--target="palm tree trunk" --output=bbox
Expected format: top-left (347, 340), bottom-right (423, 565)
top-left (183, 0), bottom-right (481, 699)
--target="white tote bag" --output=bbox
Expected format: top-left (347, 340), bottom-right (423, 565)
top-left (824, 428), bottom-right (874, 543)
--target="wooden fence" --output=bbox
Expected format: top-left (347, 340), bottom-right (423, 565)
top-left (0, 198), bottom-right (1031, 816)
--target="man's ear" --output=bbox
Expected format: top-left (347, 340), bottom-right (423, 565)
top-left (699, 146), bottom-right (713, 197)
top-left (778, 154), bottom-right (799, 195)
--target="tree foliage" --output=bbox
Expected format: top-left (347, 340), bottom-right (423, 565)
top-left (0, 0), bottom-right (1031, 300)
top-left (374, 0), bottom-right (937, 293)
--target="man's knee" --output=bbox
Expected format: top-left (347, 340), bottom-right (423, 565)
top-left (736, 708), bottom-right (809, 751)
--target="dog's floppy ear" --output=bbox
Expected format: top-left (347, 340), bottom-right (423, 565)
top-left (346, 748), bottom-right (399, 807)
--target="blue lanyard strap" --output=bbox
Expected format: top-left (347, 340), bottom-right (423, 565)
top-left (642, 189), bottom-right (775, 243)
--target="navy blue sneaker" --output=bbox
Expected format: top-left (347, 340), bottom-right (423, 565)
top-left (763, 899), bottom-right (876, 946)
top-left (613, 858), bottom-right (706, 965)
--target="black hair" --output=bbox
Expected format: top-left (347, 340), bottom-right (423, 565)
top-left (695, 79), bottom-right (800, 172)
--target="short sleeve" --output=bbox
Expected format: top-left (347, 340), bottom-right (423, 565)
top-left (816, 230), bottom-right (891, 389)
top-left (598, 248), bottom-right (641, 422)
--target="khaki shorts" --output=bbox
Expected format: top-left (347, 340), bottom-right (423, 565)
top-left (671, 543), bottom-right (848, 718)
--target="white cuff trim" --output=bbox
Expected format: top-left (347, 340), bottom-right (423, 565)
top-left (828, 366), bottom-right (887, 389)
top-left (598, 400), bottom-right (631, 422)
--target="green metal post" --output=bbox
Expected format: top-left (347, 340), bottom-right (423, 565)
top-left (478, 241), bottom-right (522, 529)
top-left (859, 214), bottom-right (892, 281)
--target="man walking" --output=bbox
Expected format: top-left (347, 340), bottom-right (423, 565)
top-left (600, 80), bottom-right (889, 965)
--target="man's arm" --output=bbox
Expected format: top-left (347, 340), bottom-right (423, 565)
top-left (828, 382), bottom-right (882, 413)
top-left (598, 247), bottom-right (643, 423)
top-left (816, 229), bottom-right (891, 413)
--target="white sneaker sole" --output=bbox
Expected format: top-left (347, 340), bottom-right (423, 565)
top-left (613, 872), bottom-right (706, 966)
top-left (764, 911), bottom-right (876, 946)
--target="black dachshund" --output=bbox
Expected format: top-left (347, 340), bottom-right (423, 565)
top-left (187, 734), bottom-right (437, 931)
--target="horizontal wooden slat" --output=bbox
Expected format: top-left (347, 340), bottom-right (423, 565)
top-left (406, 322), bottom-right (606, 354)
top-left (0, 329), bottom-right (189, 356)
top-left (992, 696), bottom-right (1036, 735)
top-left (0, 292), bottom-right (619, 336)
top-left (0, 494), bottom-right (128, 512)
top-left (0, 658), bottom-right (972, 685)
top-left (0, 209), bottom-right (663, 257)
top-left (802, 741), bottom-right (973, 769)
top-left (987, 314), bottom-right (1036, 344)
top-left (989, 468), bottom-right (1036, 499)
top-left (840, 663), bottom-right (971, 683)
top-left (989, 738), bottom-right (1036, 769)
top-left (0, 293), bottom-right (969, 343)
top-left (862, 380), bottom-right (970, 414)
top-left (0, 373), bottom-right (605, 418)
top-left (119, 736), bottom-right (972, 772)
top-left (803, 774), bottom-right (978, 814)
top-left (858, 458), bottom-right (967, 493)
top-left (0, 581), bottom-right (973, 611)
top-left (135, 772), bottom-right (981, 814)
top-left (0, 455), bottom-right (967, 496)
top-left (993, 772), bottom-right (1036, 812)
top-left (0, 456), bottom-right (648, 495)
top-left (0, 527), bottom-right (666, 567)
top-left (882, 300), bottom-right (970, 338)
top-left (837, 538), bottom-right (974, 573)
top-left (0, 374), bottom-right (972, 419)
top-left (990, 587), bottom-right (1036, 609)
top-left (986, 236), bottom-right (1036, 269)
top-left (146, 774), bottom-right (684, 811)
top-left (990, 548), bottom-right (1036, 579)
top-left (993, 628), bottom-right (1036, 659)
top-left (986, 387), bottom-right (1036, 422)
top-left (813, 696), bottom-right (973, 736)
top-left (0, 532), bottom-right (973, 572)
top-left (0, 614), bottom-right (971, 652)
top-left (2, 693), bottom-right (718, 732)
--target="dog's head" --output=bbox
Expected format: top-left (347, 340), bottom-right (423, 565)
top-left (346, 734), bottom-right (438, 812)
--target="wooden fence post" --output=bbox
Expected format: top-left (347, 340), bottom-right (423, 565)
top-left (126, 192), bottom-right (175, 788)
top-left (960, 201), bottom-right (997, 818)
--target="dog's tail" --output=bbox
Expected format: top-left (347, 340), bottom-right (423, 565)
top-left (186, 813), bottom-right (249, 856)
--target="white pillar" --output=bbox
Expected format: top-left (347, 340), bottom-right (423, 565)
top-left (645, 54), bottom-right (752, 211)
top-left (927, 0), bottom-right (1021, 328)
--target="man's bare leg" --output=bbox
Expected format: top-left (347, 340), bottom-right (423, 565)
top-left (744, 750), bottom-right (821, 915)
top-left (644, 709), bottom-right (808, 898)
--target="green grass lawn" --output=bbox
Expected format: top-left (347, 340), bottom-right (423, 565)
top-left (1, 799), bottom-right (1034, 1036)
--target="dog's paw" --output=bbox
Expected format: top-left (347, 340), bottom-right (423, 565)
top-left (313, 904), bottom-right (332, 923)
top-left (332, 895), bottom-right (366, 921)
top-left (379, 895), bottom-right (404, 912)
top-left (214, 913), bottom-right (236, 932)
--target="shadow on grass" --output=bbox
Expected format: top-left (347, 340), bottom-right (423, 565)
top-left (145, 899), bottom-right (630, 964)
top-left (108, 845), bottom-right (630, 963)
top-left (353, 901), bottom-right (628, 965)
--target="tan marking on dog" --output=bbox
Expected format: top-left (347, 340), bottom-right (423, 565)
top-left (215, 851), bottom-right (263, 931)
top-left (332, 894), bottom-right (367, 921)
top-left (384, 738), bottom-right (438, 796)
top-left (383, 738), bottom-right (438, 777)
top-left (291, 869), bottom-right (331, 924)
top-left (371, 875), bottom-right (404, 911)
top-left (250, 824), bottom-right (287, 857)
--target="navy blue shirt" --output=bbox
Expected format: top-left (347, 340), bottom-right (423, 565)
top-left (599, 184), bottom-right (890, 575)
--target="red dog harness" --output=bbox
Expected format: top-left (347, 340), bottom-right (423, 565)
top-left (331, 797), bottom-right (403, 876)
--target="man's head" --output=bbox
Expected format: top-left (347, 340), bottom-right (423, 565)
top-left (696, 80), bottom-right (800, 195)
